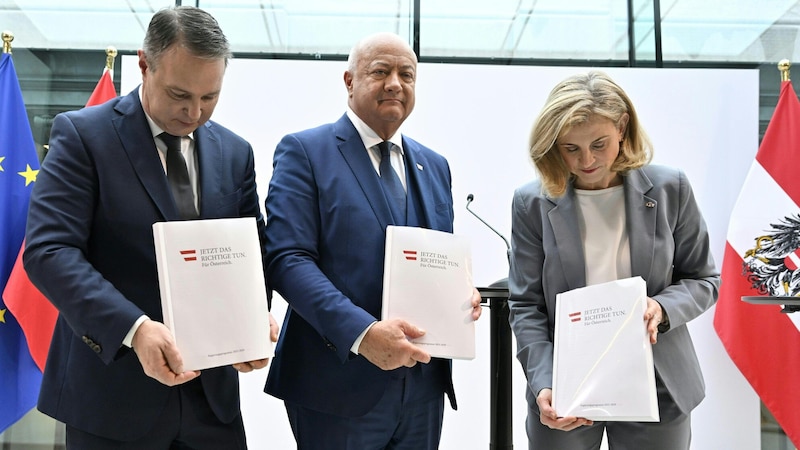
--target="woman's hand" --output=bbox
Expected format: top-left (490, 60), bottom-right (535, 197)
top-left (536, 388), bottom-right (593, 431)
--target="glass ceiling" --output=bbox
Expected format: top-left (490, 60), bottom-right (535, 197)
top-left (1, 0), bottom-right (799, 63)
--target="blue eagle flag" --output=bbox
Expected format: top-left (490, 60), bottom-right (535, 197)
top-left (0, 52), bottom-right (43, 433)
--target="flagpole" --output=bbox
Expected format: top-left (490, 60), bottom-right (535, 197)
top-left (105, 45), bottom-right (117, 71)
top-left (2, 30), bottom-right (12, 54)
top-left (779, 58), bottom-right (790, 82)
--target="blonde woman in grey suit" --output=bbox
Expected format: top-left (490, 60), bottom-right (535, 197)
top-left (508, 71), bottom-right (719, 450)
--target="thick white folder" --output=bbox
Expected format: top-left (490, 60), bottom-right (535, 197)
top-left (381, 226), bottom-right (475, 360)
top-left (153, 217), bottom-right (273, 371)
top-left (552, 276), bottom-right (659, 421)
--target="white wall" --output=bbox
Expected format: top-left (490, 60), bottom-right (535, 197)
top-left (123, 57), bottom-right (761, 449)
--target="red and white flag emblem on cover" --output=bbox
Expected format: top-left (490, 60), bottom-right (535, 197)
top-left (713, 78), bottom-right (800, 446)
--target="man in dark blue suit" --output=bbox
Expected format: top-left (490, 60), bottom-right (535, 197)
top-left (264, 32), bottom-right (482, 449)
top-left (24, 6), bottom-right (275, 449)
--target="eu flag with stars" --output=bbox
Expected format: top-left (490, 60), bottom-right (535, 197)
top-left (0, 52), bottom-right (42, 433)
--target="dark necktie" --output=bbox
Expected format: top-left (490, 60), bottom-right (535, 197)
top-left (377, 141), bottom-right (406, 225)
top-left (160, 132), bottom-right (198, 220)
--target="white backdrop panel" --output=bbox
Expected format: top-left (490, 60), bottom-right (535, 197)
top-left (123, 56), bottom-right (760, 450)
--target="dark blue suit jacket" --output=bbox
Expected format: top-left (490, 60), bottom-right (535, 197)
top-left (264, 114), bottom-right (456, 416)
top-left (23, 88), bottom-right (268, 441)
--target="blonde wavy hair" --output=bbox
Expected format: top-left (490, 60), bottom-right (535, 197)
top-left (529, 71), bottom-right (653, 197)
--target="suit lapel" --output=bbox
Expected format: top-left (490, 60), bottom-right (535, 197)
top-left (402, 139), bottom-right (435, 228)
top-left (548, 186), bottom-right (586, 290)
top-left (549, 171), bottom-right (657, 289)
top-left (195, 123), bottom-right (220, 218)
top-left (334, 116), bottom-right (396, 228)
top-left (625, 169), bottom-right (657, 283)
top-left (111, 90), bottom-right (177, 220)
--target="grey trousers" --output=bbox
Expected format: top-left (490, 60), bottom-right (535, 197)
top-left (526, 380), bottom-right (691, 450)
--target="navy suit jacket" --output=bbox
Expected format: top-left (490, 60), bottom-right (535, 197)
top-left (508, 165), bottom-right (720, 416)
top-left (264, 114), bottom-right (455, 416)
top-left (23, 88), bottom-right (268, 441)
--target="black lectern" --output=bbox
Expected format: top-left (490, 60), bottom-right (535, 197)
top-left (742, 296), bottom-right (800, 313)
top-left (478, 278), bottom-right (513, 450)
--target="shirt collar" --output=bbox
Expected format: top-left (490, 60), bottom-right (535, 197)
top-left (346, 107), bottom-right (404, 155)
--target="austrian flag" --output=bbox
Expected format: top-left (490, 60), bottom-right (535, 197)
top-left (180, 249), bottom-right (197, 262)
top-left (784, 248), bottom-right (800, 271)
top-left (713, 79), bottom-right (800, 446)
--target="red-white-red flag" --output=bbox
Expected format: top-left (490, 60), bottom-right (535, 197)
top-left (714, 79), bottom-right (800, 447)
top-left (3, 66), bottom-right (117, 372)
top-left (86, 67), bottom-right (116, 107)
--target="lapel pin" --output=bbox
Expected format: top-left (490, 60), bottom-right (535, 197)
top-left (645, 201), bottom-right (655, 208)
top-left (416, 163), bottom-right (424, 171)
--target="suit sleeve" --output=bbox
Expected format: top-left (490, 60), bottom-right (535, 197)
top-left (23, 113), bottom-right (144, 365)
top-left (650, 169), bottom-right (720, 330)
top-left (507, 187), bottom-right (555, 398)
top-left (265, 134), bottom-right (376, 362)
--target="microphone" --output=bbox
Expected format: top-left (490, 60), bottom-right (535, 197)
top-left (465, 193), bottom-right (510, 251)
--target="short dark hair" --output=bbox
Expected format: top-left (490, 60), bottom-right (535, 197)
top-left (142, 6), bottom-right (231, 71)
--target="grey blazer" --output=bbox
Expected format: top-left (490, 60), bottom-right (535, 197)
top-left (508, 164), bottom-right (720, 416)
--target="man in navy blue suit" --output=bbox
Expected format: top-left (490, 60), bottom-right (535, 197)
top-left (264, 32), bottom-right (482, 449)
top-left (24, 6), bottom-right (276, 449)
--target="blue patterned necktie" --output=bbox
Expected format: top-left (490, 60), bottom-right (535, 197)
top-left (377, 141), bottom-right (406, 225)
top-left (160, 132), bottom-right (198, 220)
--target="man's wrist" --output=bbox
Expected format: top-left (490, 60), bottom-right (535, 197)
top-left (124, 315), bottom-right (149, 348)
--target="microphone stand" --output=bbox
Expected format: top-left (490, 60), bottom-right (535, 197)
top-left (466, 194), bottom-right (510, 252)
top-left (467, 195), bottom-right (514, 450)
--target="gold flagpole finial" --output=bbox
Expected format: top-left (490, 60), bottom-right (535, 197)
top-left (105, 46), bottom-right (117, 71)
top-left (778, 59), bottom-right (791, 82)
top-left (2, 30), bottom-right (13, 54)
